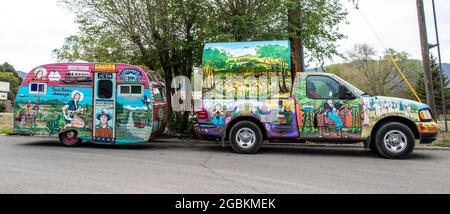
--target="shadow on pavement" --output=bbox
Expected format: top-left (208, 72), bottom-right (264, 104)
top-left (16, 139), bottom-right (436, 160)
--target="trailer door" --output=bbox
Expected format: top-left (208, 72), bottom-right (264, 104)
top-left (93, 71), bottom-right (117, 143)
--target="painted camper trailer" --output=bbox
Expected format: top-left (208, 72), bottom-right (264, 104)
top-left (13, 63), bottom-right (168, 146)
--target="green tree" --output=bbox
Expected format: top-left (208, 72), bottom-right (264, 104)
top-left (57, 0), bottom-right (212, 134)
top-left (287, 0), bottom-right (356, 73)
top-left (0, 62), bottom-right (16, 73)
top-left (416, 55), bottom-right (450, 116)
top-left (345, 44), bottom-right (421, 98)
top-left (0, 62), bottom-right (23, 100)
top-left (210, 0), bottom-right (287, 41)
top-left (55, 0), bottom-right (357, 134)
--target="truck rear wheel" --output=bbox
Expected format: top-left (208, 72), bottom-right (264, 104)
top-left (229, 121), bottom-right (263, 154)
top-left (59, 131), bottom-right (82, 147)
top-left (374, 122), bottom-right (415, 159)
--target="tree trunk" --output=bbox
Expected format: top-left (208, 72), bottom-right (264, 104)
top-left (288, 0), bottom-right (304, 80)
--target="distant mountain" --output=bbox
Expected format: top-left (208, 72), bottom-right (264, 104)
top-left (15, 70), bottom-right (27, 79)
top-left (442, 63), bottom-right (450, 78)
top-left (305, 67), bottom-right (322, 72)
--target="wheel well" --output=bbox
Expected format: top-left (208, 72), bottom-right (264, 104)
top-left (59, 130), bottom-right (79, 138)
top-left (370, 116), bottom-right (420, 140)
top-left (225, 116), bottom-right (268, 140)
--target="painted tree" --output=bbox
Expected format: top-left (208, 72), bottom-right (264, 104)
top-left (256, 45), bottom-right (290, 92)
top-left (202, 48), bottom-right (230, 89)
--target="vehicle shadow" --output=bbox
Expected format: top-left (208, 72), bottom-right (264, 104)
top-left (18, 140), bottom-right (159, 151)
top-left (258, 146), bottom-right (434, 160)
top-left (17, 139), bottom-right (437, 160)
top-left (187, 143), bottom-right (436, 160)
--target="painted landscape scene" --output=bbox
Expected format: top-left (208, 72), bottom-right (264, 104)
top-left (202, 41), bottom-right (292, 99)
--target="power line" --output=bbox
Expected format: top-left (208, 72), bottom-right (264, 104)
top-left (357, 8), bottom-right (422, 103)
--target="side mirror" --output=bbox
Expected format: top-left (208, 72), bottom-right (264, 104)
top-left (339, 85), bottom-right (356, 100)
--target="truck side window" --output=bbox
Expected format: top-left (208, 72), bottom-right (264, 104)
top-left (306, 76), bottom-right (340, 100)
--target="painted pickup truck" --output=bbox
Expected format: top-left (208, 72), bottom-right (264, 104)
top-left (194, 41), bottom-right (439, 159)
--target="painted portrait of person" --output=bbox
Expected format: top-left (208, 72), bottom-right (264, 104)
top-left (96, 110), bottom-right (113, 129)
top-left (33, 67), bottom-right (47, 81)
top-left (62, 91), bottom-right (86, 129)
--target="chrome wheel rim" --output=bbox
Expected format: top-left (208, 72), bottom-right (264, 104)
top-left (383, 130), bottom-right (407, 153)
top-left (235, 128), bottom-right (256, 148)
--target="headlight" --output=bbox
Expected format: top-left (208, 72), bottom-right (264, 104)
top-left (419, 109), bottom-right (433, 121)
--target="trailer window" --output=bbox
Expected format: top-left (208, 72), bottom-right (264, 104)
top-left (131, 86), bottom-right (142, 95)
top-left (98, 80), bottom-right (113, 99)
top-left (29, 83), bottom-right (47, 94)
top-left (153, 87), bottom-right (165, 101)
top-left (120, 86), bottom-right (131, 94)
top-left (119, 85), bottom-right (143, 96)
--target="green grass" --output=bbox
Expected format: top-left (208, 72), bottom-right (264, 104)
top-left (432, 132), bottom-right (450, 148)
top-left (436, 139), bottom-right (450, 148)
top-left (0, 128), bottom-right (13, 135)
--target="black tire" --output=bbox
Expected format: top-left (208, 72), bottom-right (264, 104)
top-left (229, 121), bottom-right (263, 154)
top-left (59, 131), bottom-right (82, 147)
top-left (374, 122), bottom-right (415, 159)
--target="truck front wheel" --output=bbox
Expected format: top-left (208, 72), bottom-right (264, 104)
top-left (374, 122), bottom-right (415, 159)
top-left (229, 121), bottom-right (263, 154)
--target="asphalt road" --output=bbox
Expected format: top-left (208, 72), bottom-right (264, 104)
top-left (0, 136), bottom-right (450, 194)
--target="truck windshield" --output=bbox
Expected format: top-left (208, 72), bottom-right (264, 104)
top-left (332, 75), bottom-right (366, 97)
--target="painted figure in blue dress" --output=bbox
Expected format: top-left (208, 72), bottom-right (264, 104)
top-left (211, 104), bottom-right (225, 127)
top-left (324, 100), bottom-right (344, 136)
top-left (62, 91), bottom-right (86, 129)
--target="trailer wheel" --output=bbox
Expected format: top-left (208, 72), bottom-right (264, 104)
top-left (229, 121), bottom-right (263, 154)
top-left (374, 122), bottom-right (415, 159)
top-left (59, 131), bottom-right (82, 147)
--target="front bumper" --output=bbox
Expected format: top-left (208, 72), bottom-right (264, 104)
top-left (417, 122), bottom-right (440, 144)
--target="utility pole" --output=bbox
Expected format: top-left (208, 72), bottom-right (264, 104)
top-left (432, 0), bottom-right (448, 132)
top-left (416, 0), bottom-right (438, 118)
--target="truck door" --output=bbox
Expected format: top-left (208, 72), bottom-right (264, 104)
top-left (93, 71), bottom-right (117, 143)
top-left (295, 75), bottom-right (363, 140)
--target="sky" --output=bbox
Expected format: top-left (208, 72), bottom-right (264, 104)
top-left (0, 0), bottom-right (449, 72)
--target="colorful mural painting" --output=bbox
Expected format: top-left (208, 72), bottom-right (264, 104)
top-left (202, 40), bottom-right (292, 99)
top-left (198, 99), bottom-right (298, 138)
top-left (195, 69), bottom-right (440, 156)
top-left (14, 63), bottom-right (168, 145)
top-left (293, 74), bottom-right (364, 140)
